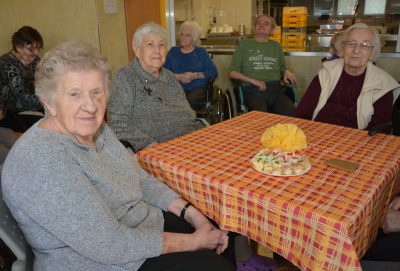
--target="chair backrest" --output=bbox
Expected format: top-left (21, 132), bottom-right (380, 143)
top-left (0, 175), bottom-right (33, 271)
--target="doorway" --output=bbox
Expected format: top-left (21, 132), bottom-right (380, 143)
top-left (124, 0), bottom-right (161, 61)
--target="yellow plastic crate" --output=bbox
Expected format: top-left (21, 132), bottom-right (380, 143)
top-left (282, 46), bottom-right (306, 52)
top-left (273, 26), bottom-right (281, 33)
top-left (282, 33), bottom-right (306, 39)
top-left (283, 13), bottom-right (307, 21)
top-left (282, 27), bottom-right (307, 34)
top-left (269, 33), bottom-right (281, 40)
top-left (281, 39), bottom-right (305, 46)
top-left (282, 20), bottom-right (307, 27)
top-left (283, 6), bottom-right (308, 14)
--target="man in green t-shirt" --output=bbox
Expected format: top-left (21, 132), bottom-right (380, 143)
top-left (229, 14), bottom-right (297, 116)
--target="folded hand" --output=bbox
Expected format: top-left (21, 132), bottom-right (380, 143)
top-left (192, 222), bottom-right (229, 254)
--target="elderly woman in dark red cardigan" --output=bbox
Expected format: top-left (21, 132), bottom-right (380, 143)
top-left (295, 23), bottom-right (399, 130)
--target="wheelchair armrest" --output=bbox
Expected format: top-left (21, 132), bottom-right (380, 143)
top-left (196, 118), bottom-right (210, 127)
top-left (368, 122), bottom-right (392, 136)
top-left (208, 77), bottom-right (216, 85)
top-left (120, 140), bottom-right (135, 153)
top-left (231, 78), bottom-right (242, 87)
top-left (285, 79), bottom-right (298, 106)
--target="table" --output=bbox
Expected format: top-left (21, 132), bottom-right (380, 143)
top-left (136, 111), bottom-right (400, 271)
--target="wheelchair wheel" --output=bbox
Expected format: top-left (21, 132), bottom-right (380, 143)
top-left (221, 89), bottom-right (236, 120)
top-left (208, 86), bottom-right (224, 125)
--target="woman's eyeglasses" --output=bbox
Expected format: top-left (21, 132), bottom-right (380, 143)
top-left (344, 41), bottom-right (374, 50)
top-left (24, 45), bottom-right (43, 53)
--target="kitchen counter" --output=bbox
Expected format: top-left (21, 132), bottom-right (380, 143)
top-left (202, 45), bottom-right (400, 58)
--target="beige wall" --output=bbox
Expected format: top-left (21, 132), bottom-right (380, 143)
top-left (193, 0), bottom-right (257, 38)
top-left (96, 0), bottom-right (129, 72)
top-left (0, 0), bottom-right (129, 74)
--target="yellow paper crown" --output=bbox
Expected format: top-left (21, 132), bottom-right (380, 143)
top-left (261, 123), bottom-right (307, 152)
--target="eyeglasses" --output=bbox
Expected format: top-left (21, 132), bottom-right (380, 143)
top-left (24, 45), bottom-right (43, 53)
top-left (344, 41), bottom-right (374, 50)
top-left (180, 33), bottom-right (192, 38)
top-left (256, 21), bottom-right (271, 26)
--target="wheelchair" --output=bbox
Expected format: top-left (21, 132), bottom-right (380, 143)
top-left (195, 77), bottom-right (224, 125)
top-left (368, 94), bottom-right (400, 136)
top-left (221, 79), bottom-right (298, 121)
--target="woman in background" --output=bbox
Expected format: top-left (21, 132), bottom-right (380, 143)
top-left (295, 23), bottom-right (400, 130)
top-left (164, 21), bottom-right (218, 111)
top-left (322, 31), bottom-right (343, 62)
top-left (0, 26), bottom-right (44, 132)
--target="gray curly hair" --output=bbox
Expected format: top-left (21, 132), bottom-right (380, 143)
top-left (132, 22), bottom-right (168, 48)
top-left (35, 41), bottom-right (111, 114)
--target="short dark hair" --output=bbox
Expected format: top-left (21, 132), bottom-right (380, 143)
top-left (11, 26), bottom-right (43, 51)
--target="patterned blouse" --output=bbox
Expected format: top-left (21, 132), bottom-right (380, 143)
top-left (0, 51), bottom-right (43, 115)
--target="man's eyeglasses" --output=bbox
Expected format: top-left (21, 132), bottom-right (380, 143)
top-left (344, 41), bottom-right (374, 50)
top-left (24, 45), bottom-right (43, 53)
top-left (256, 21), bottom-right (271, 26)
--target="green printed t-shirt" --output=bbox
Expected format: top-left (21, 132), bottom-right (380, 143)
top-left (229, 39), bottom-right (286, 86)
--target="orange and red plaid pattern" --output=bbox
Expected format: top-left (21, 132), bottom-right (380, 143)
top-left (136, 111), bottom-right (400, 271)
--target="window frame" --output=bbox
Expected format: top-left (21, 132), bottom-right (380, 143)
top-left (290, 0), bottom-right (389, 19)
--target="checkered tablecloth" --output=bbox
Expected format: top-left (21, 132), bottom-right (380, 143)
top-left (136, 111), bottom-right (400, 271)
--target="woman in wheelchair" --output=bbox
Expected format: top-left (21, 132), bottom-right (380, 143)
top-left (228, 14), bottom-right (297, 117)
top-left (164, 20), bottom-right (218, 112)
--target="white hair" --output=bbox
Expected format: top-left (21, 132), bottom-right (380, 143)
top-left (180, 21), bottom-right (202, 44)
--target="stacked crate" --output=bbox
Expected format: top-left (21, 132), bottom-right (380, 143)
top-left (269, 26), bottom-right (281, 44)
top-left (281, 7), bottom-right (307, 52)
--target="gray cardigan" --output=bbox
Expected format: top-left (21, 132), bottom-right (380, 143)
top-left (107, 58), bottom-right (198, 152)
top-left (1, 121), bottom-right (180, 271)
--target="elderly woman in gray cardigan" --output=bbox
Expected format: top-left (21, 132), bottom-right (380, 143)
top-left (107, 23), bottom-right (199, 153)
top-left (107, 22), bottom-right (278, 271)
top-left (1, 41), bottom-right (236, 271)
